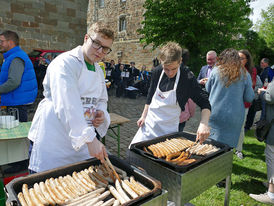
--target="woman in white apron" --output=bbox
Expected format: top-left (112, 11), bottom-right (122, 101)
top-left (130, 42), bottom-right (211, 147)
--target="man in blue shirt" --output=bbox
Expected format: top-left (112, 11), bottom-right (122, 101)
top-left (197, 50), bottom-right (217, 87)
top-left (260, 58), bottom-right (273, 83)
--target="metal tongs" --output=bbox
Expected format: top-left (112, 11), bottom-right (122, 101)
top-left (104, 156), bottom-right (121, 183)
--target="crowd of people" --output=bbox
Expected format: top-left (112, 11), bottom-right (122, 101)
top-left (104, 59), bottom-right (154, 98)
top-left (0, 26), bottom-right (274, 204)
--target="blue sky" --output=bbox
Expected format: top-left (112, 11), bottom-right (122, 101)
top-left (249, 0), bottom-right (274, 24)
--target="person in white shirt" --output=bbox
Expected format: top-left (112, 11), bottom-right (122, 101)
top-left (28, 22), bottom-right (114, 173)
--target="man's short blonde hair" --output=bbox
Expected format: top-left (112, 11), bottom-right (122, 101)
top-left (87, 22), bottom-right (114, 41)
top-left (159, 42), bottom-right (182, 65)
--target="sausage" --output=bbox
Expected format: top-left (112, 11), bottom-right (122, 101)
top-left (115, 179), bottom-right (131, 202)
top-left (49, 177), bottom-right (67, 201)
top-left (108, 185), bottom-right (126, 204)
top-left (76, 171), bottom-right (95, 190)
top-left (45, 179), bottom-right (64, 205)
top-left (129, 176), bottom-right (150, 193)
top-left (95, 167), bottom-right (113, 183)
top-left (166, 151), bottom-right (181, 161)
top-left (88, 167), bottom-right (108, 185)
top-left (54, 178), bottom-right (73, 200)
top-left (121, 180), bottom-right (138, 199)
top-left (92, 200), bottom-right (104, 206)
top-left (58, 176), bottom-right (78, 199)
top-left (39, 181), bottom-right (56, 205)
top-left (17, 192), bottom-right (28, 206)
top-left (64, 188), bottom-right (105, 205)
top-left (123, 179), bottom-right (143, 195)
top-left (66, 190), bottom-right (108, 206)
top-left (33, 182), bottom-right (49, 205)
top-left (81, 170), bottom-right (97, 187)
top-left (113, 199), bottom-right (120, 206)
top-left (177, 158), bottom-right (196, 166)
top-left (102, 162), bottom-right (115, 182)
top-left (101, 198), bottom-right (115, 206)
top-left (22, 184), bottom-right (35, 206)
top-left (64, 193), bottom-right (99, 206)
top-left (29, 188), bottom-right (44, 206)
top-left (113, 166), bottom-right (127, 179)
top-left (64, 175), bottom-right (85, 196)
top-left (97, 190), bottom-right (110, 201)
top-left (171, 151), bottom-right (188, 162)
top-left (71, 172), bottom-right (90, 192)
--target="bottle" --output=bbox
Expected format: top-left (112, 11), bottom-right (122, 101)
top-left (263, 78), bottom-right (268, 89)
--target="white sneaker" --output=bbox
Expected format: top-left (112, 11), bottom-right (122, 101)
top-left (249, 193), bottom-right (274, 205)
top-left (235, 151), bottom-right (244, 159)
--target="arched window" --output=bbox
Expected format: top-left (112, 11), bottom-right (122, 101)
top-left (99, 0), bottom-right (104, 8)
top-left (119, 16), bottom-right (126, 32)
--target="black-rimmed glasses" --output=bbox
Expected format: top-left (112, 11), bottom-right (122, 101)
top-left (88, 35), bottom-right (112, 54)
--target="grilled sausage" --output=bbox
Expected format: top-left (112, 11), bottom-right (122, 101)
top-left (17, 192), bottom-right (28, 206)
top-left (33, 183), bottom-right (49, 205)
top-left (22, 184), bottom-right (35, 206)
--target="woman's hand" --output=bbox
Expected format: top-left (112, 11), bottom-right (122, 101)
top-left (196, 122), bottom-right (210, 143)
top-left (137, 116), bottom-right (146, 127)
top-left (87, 137), bottom-right (108, 163)
top-left (92, 110), bottom-right (104, 128)
top-left (258, 87), bottom-right (266, 95)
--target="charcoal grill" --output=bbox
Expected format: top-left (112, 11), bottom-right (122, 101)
top-left (128, 131), bottom-right (233, 206)
top-left (5, 155), bottom-right (167, 206)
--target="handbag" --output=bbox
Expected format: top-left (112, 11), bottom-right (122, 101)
top-left (255, 119), bottom-right (274, 142)
top-left (253, 98), bottom-right (262, 112)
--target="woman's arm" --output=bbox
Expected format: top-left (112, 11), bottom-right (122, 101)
top-left (196, 108), bottom-right (211, 143)
top-left (137, 104), bottom-right (149, 127)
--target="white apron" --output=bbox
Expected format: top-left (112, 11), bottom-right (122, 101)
top-left (130, 68), bottom-right (181, 147)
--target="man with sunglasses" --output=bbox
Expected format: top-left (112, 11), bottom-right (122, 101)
top-left (28, 22), bottom-right (114, 173)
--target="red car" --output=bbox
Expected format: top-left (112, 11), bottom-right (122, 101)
top-left (28, 49), bottom-right (65, 65)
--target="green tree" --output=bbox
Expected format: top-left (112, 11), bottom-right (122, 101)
top-left (139, 0), bottom-right (252, 73)
top-left (256, 4), bottom-right (274, 50)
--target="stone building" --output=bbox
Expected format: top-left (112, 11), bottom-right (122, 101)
top-left (0, 0), bottom-right (88, 53)
top-left (87, 0), bottom-right (159, 70)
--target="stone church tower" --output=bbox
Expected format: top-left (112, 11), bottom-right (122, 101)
top-left (87, 0), bottom-right (159, 70)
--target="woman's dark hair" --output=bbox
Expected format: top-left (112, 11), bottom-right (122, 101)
top-left (239, 49), bottom-right (254, 74)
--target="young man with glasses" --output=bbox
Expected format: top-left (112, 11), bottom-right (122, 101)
top-left (28, 22), bottom-right (114, 173)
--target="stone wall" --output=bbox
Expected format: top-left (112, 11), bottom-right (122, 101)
top-left (87, 0), bottom-right (160, 70)
top-left (0, 0), bottom-right (88, 53)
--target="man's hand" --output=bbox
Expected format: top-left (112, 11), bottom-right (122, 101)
top-left (87, 137), bottom-right (108, 163)
top-left (92, 110), bottom-right (104, 128)
top-left (196, 123), bottom-right (210, 143)
top-left (199, 78), bottom-right (208, 85)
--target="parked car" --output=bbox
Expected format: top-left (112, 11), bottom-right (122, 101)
top-left (28, 49), bottom-right (65, 92)
top-left (28, 49), bottom-right (65, 65)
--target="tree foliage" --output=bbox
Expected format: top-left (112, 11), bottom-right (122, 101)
top-left (139, 0), bottom-right (252, 73)
top-left (256, 4), bottom-right (274, 50)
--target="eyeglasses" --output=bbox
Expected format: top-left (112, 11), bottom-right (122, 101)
top-left (240, 57), bottom-right (246, 60)
top-left (0, 39), bottom-right (8, 44)
top-left (88, 35), bottom-right (112, 54)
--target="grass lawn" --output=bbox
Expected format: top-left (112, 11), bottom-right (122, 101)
top-left (190, 129), bottom-right (269, 206)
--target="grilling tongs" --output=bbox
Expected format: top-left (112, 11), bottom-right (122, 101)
top-left (104, 156), bottom-right (122, 183)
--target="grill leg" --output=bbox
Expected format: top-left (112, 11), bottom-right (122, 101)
top-left (224, 175), bottom-right (231, 206)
